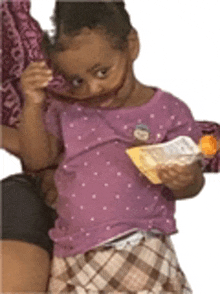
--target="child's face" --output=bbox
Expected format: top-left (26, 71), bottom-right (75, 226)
top-left (51, 28), bottom-right (139, 108)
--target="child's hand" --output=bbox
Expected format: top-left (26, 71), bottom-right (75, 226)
top-left (20, 61), bottom-right (53, 106)
top-left (156, 162), bottom-right (199, 191)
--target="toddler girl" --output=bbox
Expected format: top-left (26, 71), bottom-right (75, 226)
top-left (20, 1), bottom-right (204, 293)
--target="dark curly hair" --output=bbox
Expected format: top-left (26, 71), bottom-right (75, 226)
top-left (42, 1), bottom-right (133, 54)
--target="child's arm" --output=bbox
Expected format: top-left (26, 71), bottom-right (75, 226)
top-left (0, 125), bottom-right (20, 156)
top-left (19, 61), bottom-right (61, 171)
top-left (157, 161), bottom-right (205, 200)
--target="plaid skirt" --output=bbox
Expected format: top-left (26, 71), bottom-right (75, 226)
top-left (48, 234), bottom-right (192, 294)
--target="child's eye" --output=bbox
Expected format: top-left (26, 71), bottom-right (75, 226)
top-left (96, 68), bottom-right (109, 78)
top-left (72, 78), bottom-right (83, 88)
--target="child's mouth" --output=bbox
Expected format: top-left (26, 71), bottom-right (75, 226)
top-left (80, 94), bottom-right (115, 108)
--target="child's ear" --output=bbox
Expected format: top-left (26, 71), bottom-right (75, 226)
top-left (127, 29), bottom-right (140, 61)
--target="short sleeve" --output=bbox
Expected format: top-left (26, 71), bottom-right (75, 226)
top-left (43, 100), bottom-right (63, 140)
top-left (165, 100), bottom-right (201, 144)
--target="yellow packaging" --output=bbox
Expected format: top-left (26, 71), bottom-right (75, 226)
top-left (126, 136), bottom-right (201, 184)
top-left (126, 147), bottom-right (162, 184)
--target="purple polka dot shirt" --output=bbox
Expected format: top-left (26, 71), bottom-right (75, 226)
top-left (44, 88), bottom-right (201, 257)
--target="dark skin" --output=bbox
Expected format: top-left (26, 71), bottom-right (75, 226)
top-left (156, 162), bottom-right (204, 199)
top-left (19, 28), bottom-right (204, 200)
top-left (0, 124), bottom-right (59, 206)
top-left (1, 125), bottom-right (57, 292)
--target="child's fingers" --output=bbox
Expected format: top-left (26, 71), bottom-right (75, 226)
top-left (156, 168), bottom-right (178, 183)
top-left (24, 74), bottom-right (53, 84)
top-left (157, 170), bottom-right (180, 188)
top-left (158, 164), bottom-right (193, 180)
top-left (156, 164), bottom-right (194, 188)
top-left (22, 78), bottom-right (52, 90)
top-left (21, 74), bottom-right (53, 89)
top-left (158, 172), bottom-right (190, 190)
top-left (27, 69), bottom-right (53, 77)
top-left (29, 61), bottom-right (49, 68)
top-left (23, 61), bottom-right (52, 78)
top-left (21, 67), bottom-right (53, 88)
top-left (158, 164), bottom-right (191, 175)
top-left (23, 68), bottom-right (53, 79)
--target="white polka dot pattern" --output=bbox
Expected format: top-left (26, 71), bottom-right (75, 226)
top-left (157, 133), bottom-right (162, 139)
top-left (46, 91), bottom-right (197, 257)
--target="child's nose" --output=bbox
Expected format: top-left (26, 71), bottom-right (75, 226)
top-left (88, 81), bottom-right (105, 97)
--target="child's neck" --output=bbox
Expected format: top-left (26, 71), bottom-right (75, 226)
top-left (122, 81), bottom-right (155, 108)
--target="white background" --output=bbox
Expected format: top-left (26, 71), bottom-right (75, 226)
top-left (5, 1), bottom-right (220, 293)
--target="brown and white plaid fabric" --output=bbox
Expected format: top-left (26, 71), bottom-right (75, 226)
top-left (48, 235), bottom-right (192, 294)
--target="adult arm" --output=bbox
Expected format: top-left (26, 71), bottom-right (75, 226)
top-left (0, 125), bottom-right (20, 156)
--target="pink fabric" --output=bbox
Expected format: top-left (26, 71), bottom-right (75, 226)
top-left (1, 0), bottom-right (66, 127)
top-left (1, 0), bottom-right (43, 126)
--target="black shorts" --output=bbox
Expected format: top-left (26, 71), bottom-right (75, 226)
top-left (1, 174), bottom-right (57, 257)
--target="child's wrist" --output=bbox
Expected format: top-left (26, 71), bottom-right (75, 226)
top-left (23, 99), bottom-right (45, 110)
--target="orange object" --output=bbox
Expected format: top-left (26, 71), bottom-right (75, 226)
top-left (199, 135), bottom-right (218, 155)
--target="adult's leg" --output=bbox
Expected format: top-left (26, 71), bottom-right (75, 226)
top-left (1, 240), bottom-right (50, 293)
top-left (1, 174), bottom-right (57, 293)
